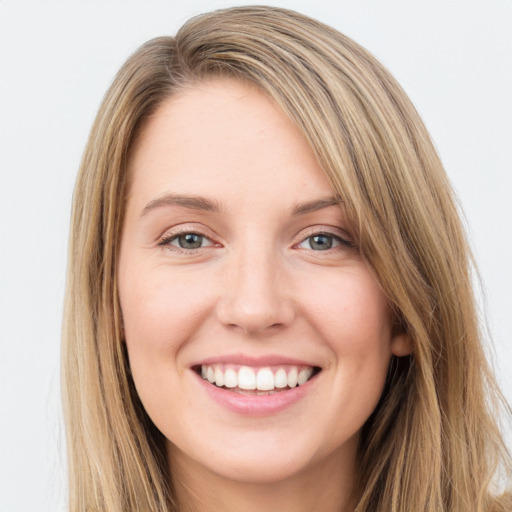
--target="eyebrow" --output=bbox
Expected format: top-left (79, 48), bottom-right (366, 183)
top-left (140, 193), bottom-right (343, 217)
top-left (292, 197), bottom-right (344, 215)
top-left (140, 193), bottom-right (220, 216)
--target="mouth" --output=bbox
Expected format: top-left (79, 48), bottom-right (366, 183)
top-left (193, 364), bottom-right (322, 395)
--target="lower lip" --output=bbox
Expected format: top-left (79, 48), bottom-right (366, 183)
top-left (193, 370), bottom-right (318, 416)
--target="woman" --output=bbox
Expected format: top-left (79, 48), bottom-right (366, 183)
top-left (62, 6), bottom-right (511, 511)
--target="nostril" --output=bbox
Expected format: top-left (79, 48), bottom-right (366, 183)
top-left (215, 280), bottom-right (296, 334)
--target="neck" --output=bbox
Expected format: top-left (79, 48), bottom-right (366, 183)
top-left (168, 443), bottom-right (357, 512)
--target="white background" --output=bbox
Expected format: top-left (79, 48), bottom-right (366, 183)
top-left (1, 1), bottom-right (511, 511)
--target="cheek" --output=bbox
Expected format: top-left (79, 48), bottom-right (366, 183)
top-left (120, 269), bottom-right (211, 353)
top-left (303, 269), bottom-right (393, 411)
top-left (304, 268), bottom-right (393, 354)
top-left (119, 275), bottom-right (212, 406)
top-left (119, 273), bottom-right (204, 423)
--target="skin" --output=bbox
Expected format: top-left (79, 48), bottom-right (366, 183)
top-left (118, 78), bottom-right (410, 512)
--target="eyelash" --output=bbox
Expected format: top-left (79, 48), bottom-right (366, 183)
top-left (158, 230), bottom-right (216, 254)
top-left (158, 229), bottom-right (355, 254)
top-left (295, 231), bottom-right (355, 251)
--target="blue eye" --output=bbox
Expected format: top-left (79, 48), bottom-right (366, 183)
top-left (297, 233), bottom-right (353, 251)
top-left (305, 234), bottom-right (337, 250)
top-left (174, 233), bottom-right (204, 249)
top-left (160, 232), bottom-right (214, 250)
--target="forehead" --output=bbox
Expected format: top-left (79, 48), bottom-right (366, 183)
top-left (126, 78), bottom-right (336, 214)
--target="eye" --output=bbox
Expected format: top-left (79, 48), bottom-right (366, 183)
top-left (160, 232), bottom-right (215, 250)
top-left (297, 233), bottom-right (353, 251)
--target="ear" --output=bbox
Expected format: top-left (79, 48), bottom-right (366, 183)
top-left (391, 332), bottom-right (412, 357)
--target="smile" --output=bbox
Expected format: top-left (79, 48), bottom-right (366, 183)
top-left (196, 364), bottom-right (321, 394)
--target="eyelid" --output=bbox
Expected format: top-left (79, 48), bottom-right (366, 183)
top-left (296, 234), bottom-right (339, 250)
top-left (166, 233), bottom-right (215, 248)
top-left (157, 222), bottom-right (217, 240)
top-left (157, 223), bottom-right (222, 252)
top-left (294, 226), bottom-right (355, 249)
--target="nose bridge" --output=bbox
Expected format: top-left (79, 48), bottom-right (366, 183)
top-left (216, 235), bottom-right (294, 333)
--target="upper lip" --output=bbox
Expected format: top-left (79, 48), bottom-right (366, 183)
top-left (192, 353), bottom-right (322, 368)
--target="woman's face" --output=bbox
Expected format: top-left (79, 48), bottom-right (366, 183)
top-left (118, 78), bottom-right (409, 486)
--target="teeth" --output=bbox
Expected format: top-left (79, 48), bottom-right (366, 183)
top-left (275, 368), bottom-right (288, 388)
top-left (287, 367), bottom-right (298, 388)
top-left (214, 366), bottom-right (224, 387)
top-left (298, 367), bottom-right (313, 386)
top-left (224, 368), bottom-right (237, 388)
top-left (199, 364), bottom-right (317, 392)
top-left (256, 367), bottom-right (274, 391)
top-left (238, 366), bottom-right (256, 390)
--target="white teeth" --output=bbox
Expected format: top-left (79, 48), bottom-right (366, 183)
top-left (238, 366), bottom-right (256, 390)
top-left (274, 368), bottom-right (288, 388)
top-left (199, 363), bottom-right (317, 392)
top-left (298, 367), bottom-right (313, 386)
top-left (256, 367), bottom-right (274, 391)
top-left (224, 368), bottom-right (237, 388)
top-left (214, 366), bottom-right (224, 387)
top-left (287, 367), bottom-right (298, 388)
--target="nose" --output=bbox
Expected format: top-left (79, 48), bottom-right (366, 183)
top-left (216, 246), bottom-right (296, 335)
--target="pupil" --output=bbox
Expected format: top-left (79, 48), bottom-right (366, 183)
top-left (310, 234), bottom-right (332, 250)
top-left (179, 233), bottom-right (203, 249)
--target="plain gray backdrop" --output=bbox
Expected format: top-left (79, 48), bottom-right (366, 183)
top-left (1, 1), bottom-right (511, 511)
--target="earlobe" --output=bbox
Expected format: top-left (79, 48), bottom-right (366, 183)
top-left (391, 332), bottom-right (412, 357)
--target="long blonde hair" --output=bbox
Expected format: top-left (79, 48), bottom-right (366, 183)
top-left (62, 6), bottom-right (511, 511)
